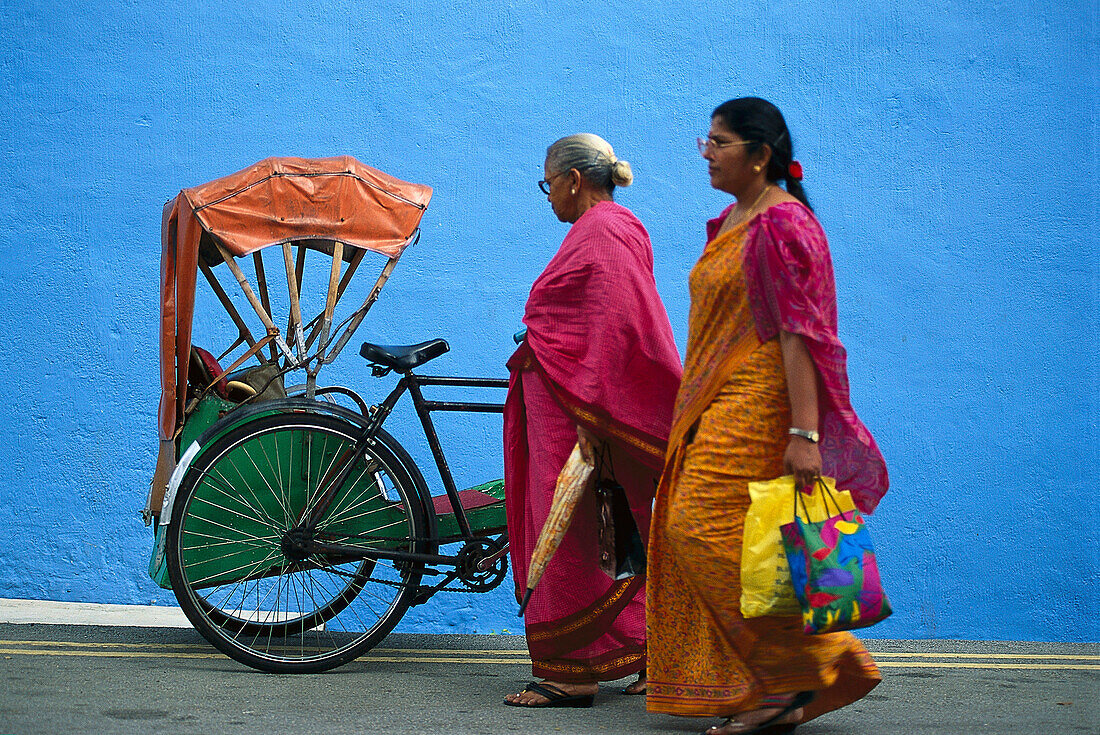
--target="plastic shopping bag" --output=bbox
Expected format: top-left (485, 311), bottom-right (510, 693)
top-left (740, 475), bottom-right (854, 618)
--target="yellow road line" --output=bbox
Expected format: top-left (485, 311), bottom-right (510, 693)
top-left (1, 641), bottom-right (1097, 670)
top-left (0, 640), bottom-right (210, 649)
top-left (0, 648), bottom-right (224, 659)
top-left (871, 652), bottom-right (1100, 660)
top-left (0, 648), bottom-right (529, 664)
top-left (1, 648), bottom-right (1098, 670)
top-left (0, 641), bottom-right (527, 654)
top-left (365, 657), bottom-right (529, 664)
top-left (376, 648), bottom-right (528, 655)
top-left (5, 641), bottom-right (1092, 660)
top-left (4, 641), bottom-right (1096, 660)
top-left (877, 661), bottom-right (1100, 670)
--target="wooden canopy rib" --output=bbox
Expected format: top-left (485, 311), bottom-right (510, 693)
top-left (303, 247), bottom-right (366, 353)
top-left (199, 261), bottom-right (258, 352)
top-left (213, 241), bottom-right (295, 362)
top-left (295, 245), bottom-right (307, 295)
top-left (315, 241), bottom-right (344, 362)
top-left (281, 241), bottom-right (306, 361)
top-left (337, 247), bottom-right (366, 300)
top-left (252, 252), bottom-right (278, 362)
top-left (326, 256), bottom-right (399, 364)
top-left (216, 334), bottom-right (247, 363)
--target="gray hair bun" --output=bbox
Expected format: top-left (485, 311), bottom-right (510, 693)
top-left (547, 133), bottom-right (634, 191)
top-left (609, 158), bottom-right (633, 187)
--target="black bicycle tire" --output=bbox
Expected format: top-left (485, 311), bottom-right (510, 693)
top-left (166, 411), bottom-right (427, 673)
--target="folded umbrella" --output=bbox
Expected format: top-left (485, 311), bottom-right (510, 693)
top-left (517, 440), bottom-right (595, 616)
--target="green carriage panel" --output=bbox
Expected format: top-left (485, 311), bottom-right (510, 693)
top-left (434, 478), bottom-right (507, 540)
top-left (179, 395), bottom-right (238, 452)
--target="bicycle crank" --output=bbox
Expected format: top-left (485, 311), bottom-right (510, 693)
top-left (455, 538), bottom-right (507, 592)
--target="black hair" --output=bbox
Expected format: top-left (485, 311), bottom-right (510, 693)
top-left (712, 97), bottom-right (811, 210)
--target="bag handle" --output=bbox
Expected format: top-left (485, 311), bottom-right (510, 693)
top-left (792, 476), bottom-right (847, 522)
top-left (594, 441), bottom-right (617, 483)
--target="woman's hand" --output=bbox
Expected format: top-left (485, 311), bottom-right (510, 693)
top-left (577, 425), bottom-right (597, 464)
top-left (784, 437), bottom-right (822, 491)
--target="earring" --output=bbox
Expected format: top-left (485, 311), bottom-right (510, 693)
top-left (753, 165), bottom-right (762, 173)
top-left (571, 188), bottom-right (576, 195)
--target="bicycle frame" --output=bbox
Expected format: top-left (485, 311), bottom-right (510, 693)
top-left (367, 371), bottom-right (508, 538)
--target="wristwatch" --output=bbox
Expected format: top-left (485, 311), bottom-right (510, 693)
top-left (788, 427), bottom-right (820, 443)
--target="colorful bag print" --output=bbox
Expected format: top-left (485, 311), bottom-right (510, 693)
top-left (780, 479), bottom-right (892, 634)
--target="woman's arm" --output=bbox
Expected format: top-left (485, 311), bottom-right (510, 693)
top-left (780, 330), bottom-right (822, 489)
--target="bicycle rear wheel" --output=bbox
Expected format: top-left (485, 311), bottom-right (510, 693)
top-left (166, 411), bottom-right (427, 673)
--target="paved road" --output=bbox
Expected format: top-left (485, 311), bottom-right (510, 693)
top-left (0, 624), bottom-right (1096, 734)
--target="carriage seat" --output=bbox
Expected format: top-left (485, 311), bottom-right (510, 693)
top-left (359, 339), bottom-right (450, 372)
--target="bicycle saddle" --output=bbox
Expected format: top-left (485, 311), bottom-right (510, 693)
top-left (359, 338), bottom-right (450, 372)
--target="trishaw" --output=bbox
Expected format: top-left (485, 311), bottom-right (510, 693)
top-left (145, 157), bottom-right (511, 674)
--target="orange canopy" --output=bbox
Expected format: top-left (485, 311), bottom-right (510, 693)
top-left (157, 156), bottom-right (432, 442)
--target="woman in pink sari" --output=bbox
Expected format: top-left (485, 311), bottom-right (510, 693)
top-left (503, 134), bottom-right (682, 708)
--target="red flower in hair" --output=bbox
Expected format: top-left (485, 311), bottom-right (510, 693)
top-left (788, 160), bottom-right (804, 180)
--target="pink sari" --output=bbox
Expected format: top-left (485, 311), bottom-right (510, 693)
top-left (505, 201), bottom-right (682, 682)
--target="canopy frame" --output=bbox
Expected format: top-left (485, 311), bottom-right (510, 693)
top-left (147, 156), bottom-right (432, 525)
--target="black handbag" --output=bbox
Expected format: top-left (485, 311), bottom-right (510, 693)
top-left (594, 445), bottom-right (647, 579)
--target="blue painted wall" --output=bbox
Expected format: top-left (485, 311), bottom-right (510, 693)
top-left (0, 1), bottom-right (1096, 642)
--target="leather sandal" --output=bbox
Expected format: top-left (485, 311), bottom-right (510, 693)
top-left (703, 691), bottom-right (814, 735)
top-left (503, 681), bottom-right (596, 708)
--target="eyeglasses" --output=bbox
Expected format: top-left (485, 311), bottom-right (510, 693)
top-left (538, 170), bottom-right (568, 195)
top-left (696, 136), bottom-right (754, 155)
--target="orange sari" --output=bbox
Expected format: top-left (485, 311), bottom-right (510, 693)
top-left (646, 214), bottom-right (881, 721)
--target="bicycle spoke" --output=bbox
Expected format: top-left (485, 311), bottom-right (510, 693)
top-left (181, 510), bottom-right (278, 548)
top-left (235, 438), bottom-right (294, 529)
top-left (192, 468), bottom-right (285, 535)
top-left (229, 435), bottom-right (296, 534)
top-left (201, 552), bottom-right (282, 622)
top-left (322, 511), bottom-right (410, 538)
top-left (181, 534), bottom-right (275, 551)
top-left (186, 492), bottom-right (284, 538)
top-left (186, 543), bottom-right (285, 589)
top-left (302, 437), bottom-right (371, 524)
top-left (315, 470), bottom-right (389, 531)
top-left (200, 467), bottom-right (285, 536)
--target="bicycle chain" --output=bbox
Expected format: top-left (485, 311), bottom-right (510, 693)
top-left (311, 536), bottom-right (507, 595)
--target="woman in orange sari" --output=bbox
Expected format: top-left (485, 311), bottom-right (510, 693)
top-left (646, 98), bottom-right (889, 734)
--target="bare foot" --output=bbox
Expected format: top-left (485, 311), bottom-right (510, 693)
top-left (622, 672), bottom-right (646, 695)
top-left (504, 680), bottom-right (598, 706)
